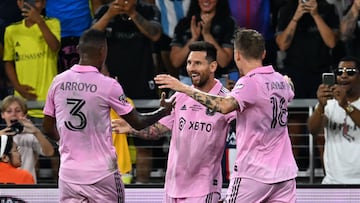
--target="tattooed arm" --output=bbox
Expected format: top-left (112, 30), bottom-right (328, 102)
top-left (131, 122), bottom-right (170, 140)
top-left (130, 12), bottom-right (162, 42)
top-left (276, 2), bottom-right (308, 51)
top-left (124, 1), bottom-right (161, 42)
top-left (154, 74), bottom-right (239, 114)
top-left (340, 0), bottom-right (360, 41)
top-left (112, 117), bottom-right (170, 139)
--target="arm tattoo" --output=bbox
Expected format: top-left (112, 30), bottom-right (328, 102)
top-left (230, 97), bottom-right (239, 110)
top-left (133, 13), bottom-right (160, 37)
top-left (132, 122), bottom-right (168, 140)
top-left (193, 92), bottom-right (222, 112)
top-left (285, 33), bottom-right (294, 45)
top-left (342, 12), bottom-right (357, 40)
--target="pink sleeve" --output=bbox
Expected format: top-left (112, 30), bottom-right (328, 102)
top-left (108, 80), bottom-right (133, 116)
top-left (43, 79), bottom-right (56, 117)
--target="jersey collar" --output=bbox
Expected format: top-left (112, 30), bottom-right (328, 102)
top-left (70, 65), bottom-right (100, 73)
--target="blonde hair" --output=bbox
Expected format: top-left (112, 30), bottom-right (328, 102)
top-left (1, 95), bottom-right (28, 114)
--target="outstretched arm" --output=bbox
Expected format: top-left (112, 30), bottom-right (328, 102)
top-left (154, 74), bottom-right (239, 114)
top-left (121, 92), bottom-right (175, 130)
top-left (112, 118), bottom-right (170, 140)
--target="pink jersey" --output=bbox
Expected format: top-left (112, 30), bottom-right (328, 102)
top-left (159, 80), bottom-right (235, 198)
top-left (43, 65), bottom-right (133, 184)
top-left (229, 65), bottom-right (298, 184)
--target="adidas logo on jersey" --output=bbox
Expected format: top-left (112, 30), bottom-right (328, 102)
top-left (180, 105), bottom-right (186, 110)
top-left (15, 42), bottom-right (20, 47)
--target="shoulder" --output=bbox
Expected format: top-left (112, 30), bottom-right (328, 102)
top-left (18, 169), bottom-right (35, 184)
top-left (5, 20), bottom-right (22, 31)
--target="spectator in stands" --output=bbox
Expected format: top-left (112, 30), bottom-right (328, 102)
top-left (152, 0), bottom-right (191, 79)
top-left (170, 0), bottom-right (236, 86)
top-left (114, 41), bottom-right (235, 202)
top-left (276, 0), bottom-right (338, 98)
top-left (227, 0), bottom-right (286, 66)
top-left (275, 0), bottom-right (339, 168)
top-left (308, 56), bottom-right (360, 184)
top-left (3, 0), bottom-right (60, 122)
top-left (92, 0), bottom-right (164, 184)
top-left (0, 0), bottom-right (22, 100)
top-left (45, 0), bottom-right (98, 72)
top-left (340, 0), bottom-right (360, 59)
top-left (155, 28), bottom-right (298, 203)
top-left (327, 0), bottom-right (352, 20)
top-left (0, 135), bottom-right (35, 184)
top-left (42, 29), bottom-right (174, 202)
top-left (1, 95), bottom-right (54, 183)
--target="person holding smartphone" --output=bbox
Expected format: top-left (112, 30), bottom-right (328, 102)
top-left (308, 56), bottom-right (360, 184)
top-left (275, 0), bottom-right (339, 171)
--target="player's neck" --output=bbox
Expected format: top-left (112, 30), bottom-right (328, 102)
top-left (196, 78), bottom-right (216, 93)
top-left (242, 60), bottom-right (263, 76)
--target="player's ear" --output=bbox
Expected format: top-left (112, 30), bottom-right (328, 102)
top-left (209, 61), bottom-right (217, 73)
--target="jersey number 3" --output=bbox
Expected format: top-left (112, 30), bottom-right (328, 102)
top-left (65, 98), bottom-right (87, 131)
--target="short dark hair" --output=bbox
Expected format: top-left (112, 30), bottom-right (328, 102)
top-left (188, 41), bottom-right (217, 63)
top-left (78, 29), bottom-right (107, 55)
top-left (234, 28), bottom-right (265, 60)
top-left (339, 56), bottom-right (360, 70)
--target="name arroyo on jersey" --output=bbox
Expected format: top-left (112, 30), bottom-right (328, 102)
top-left (59, 82), bottom-right (97, 93)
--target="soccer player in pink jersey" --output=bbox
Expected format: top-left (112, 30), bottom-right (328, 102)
top-left (113, 41), bottom-right (235, 203)
top-left (42, 29), bottom-right (174, 203)
top-left (155, 28), bottom-right (298, 203)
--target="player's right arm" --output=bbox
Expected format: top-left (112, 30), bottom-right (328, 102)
top-left (111, 113), bottom-right (170, 140)
top-left (131, 122), bottom-right (170, 140)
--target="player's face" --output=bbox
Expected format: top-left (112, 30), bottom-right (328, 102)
top-left (186, 51), bottom-right (211, 88)
top-left (1, 102), bottom-right (25, 126)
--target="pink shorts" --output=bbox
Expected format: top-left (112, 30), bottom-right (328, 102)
top-left (59, 171), bottom-right (124, 203)
top-left (164, 192), bottom-right (221, 203)
top-left (224, 177), bottom-right (296, 203)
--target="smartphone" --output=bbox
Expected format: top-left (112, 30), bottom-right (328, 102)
top-left (301, 0), bottom-right (309, 3)
top-left (322, 73), bottom-right (335, 86)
